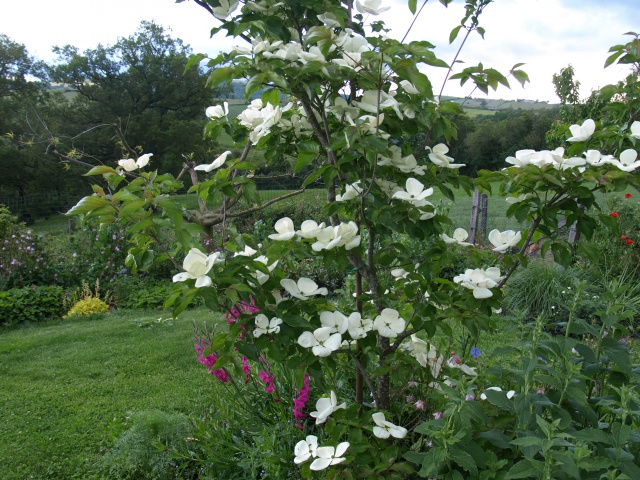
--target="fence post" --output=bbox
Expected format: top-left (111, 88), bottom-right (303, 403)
top-left (479, 193), bottom-right (488, 239)
top-left (469, 189), bottom-right (481, 244)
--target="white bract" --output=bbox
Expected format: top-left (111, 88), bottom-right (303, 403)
top-left (252, 255), bottom-right (278, 285)
top-left (399, 79), bottom-right (419, 94)
top-left (427, 144), bottom-right (464, 169)
top-left (254, 314), bottom-right (282, 337)
top-left (441, 228), bottom-right (473, 247)
top-left (372, 412), bottom-right (408, 439)
top-left (336, 181), bottom-right (363, 201)
top-left (312, 222), bottom-right (361, 251)
top-left (608, 149), bottom-right (640, 172)
top-left (566, 119), bottom-right (595, 142)
top-left (409, 336), bottom-right (444, 378)
top-left (211, 0), bottom-right (238, 19)
top-left (294, 435), bottom-right (318, 464)
top-left (320, 310), bottom-right (349, 334)
top-left (298, 327), bottom-right (342, 357)
top-left (480, 387), bottom-right (516, 400)
top-left (453, 267), bottom-right (503, 299)
top-left (392, 178), bottom-right (433, 205)
top-left (269, 217), bottom-right (296, 241)
top-left (194, 151), bottom-right (232, 172)
top-left (309, 390), bottom-right (346, 424)
top-left (297, 220), bottom-right (326, 239)
top-left (206, 102), bottom-right (229, 119)
top-left (281, 277), bottom-right (328, 300)
top-left (505, 193), bottom-right (533, 204)
top-left (310, 442), bottom-right (350, 471)
top-left (347, 312), bottom-right (373, 339)
top-left (488, 229), bottom-right (522, 253)
top-left (373, 308), bottom-right (406, 338)
top-left (118, 153), bottom-right (153, 172)
top-left (172, 248), bottom-right (223, 288)
top-left (356, 0), bottom-right (390, 15)
top-left (631, 121), bottom-right (640, 139)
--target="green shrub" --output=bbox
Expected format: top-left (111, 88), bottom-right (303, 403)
top-left (111, 275), bottom-right (173, 310)
top-left (98, 410), bottom-right (195, 480)
top-left (0, 285), bottom-right (65, 326)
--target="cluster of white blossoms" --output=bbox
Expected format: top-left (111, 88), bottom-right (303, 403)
top-left (505, 119), bottom-right (640, 172)
top-left (297, 307), bottom-right (402, 357)
top-left (378, 145), bottom-right (426, 176)
top-left (453, 267), bottom-right (504, 299)
top-left (118, 153), bottom-right (152, 172)
top-left (237, 99), bottom-right (291, 143)
top-left (294, 435), bottom-right (350, 471)
top-left (267, 217), bottom-right (361, 251)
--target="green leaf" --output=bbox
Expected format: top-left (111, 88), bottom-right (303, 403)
top-left (66, 195), bottom-right (111, 216)
top-left (85, 165), bottom-right (118, 176)
top-left (119, 199), bottom-right (147, 217)
top-left (184, 52), bottom-right (207, 73)
top-left (294, 152), bottom-right (317, 173)
top-left (261, 88), bottom-right (281, 107)
top-left (206, 67), bottom-right (235, 89)
top-left (408, 0), bottom-right (417, 14)
top-left (505, 459), bottom-right (543, 479)
top-left (449, 449), bottom-right (478, 475)
top-left (449, 25), bottom-right (462, 44)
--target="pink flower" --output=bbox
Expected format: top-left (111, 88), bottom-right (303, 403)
top-left (292, 374), bottom-right (311, 424)
top-left (408, 381), bottom-right (418, 388)
top-left (406, 395), bottom-right (415, 403)
top-left (432, 411), bottom-right (442, 420)
top-left (242, 356), bottom-right (251, 383)
top-left (415, 400), bottom-right (425, 411)
top-left (259, 369), bottom-right (277, 397)
top-left (465, 394), bottom-right (474, 401)
top-left (212, 369), bottom-right (229, 382)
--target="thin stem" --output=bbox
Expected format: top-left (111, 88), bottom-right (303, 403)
top-left (401, 0), bottom-right (430, 43)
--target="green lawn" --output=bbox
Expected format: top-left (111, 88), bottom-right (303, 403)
top-left (0, 308), bottom-right (219, 479)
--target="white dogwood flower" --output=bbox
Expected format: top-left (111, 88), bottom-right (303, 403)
top-left (211, 0), bottom-right (238, 19)
top-left (298, 327), bottom-right (342, 357)
top-left (310, 391), bottom-right (346, 424)
top-left (294, 435), bottom-right (318, 464)
top-left (281, 277), bottom-right (328, 300)
top-left (566, 119), bottom-right (595, 142)
top-left (310, 442), bottom-right (350, 470)
top-left (488, 229), bottom-right (522, 253)
top-left (118, 153), bottom-right (153, 172)
top-left (356, 0), bottom-right (391, 15)
top-left (297, 220), bottom-right (326, 239)
top-left (428, 144), bottom-right (464, 169)
top-left (347, 312), bottom-right (373, 339)
top-left (373, 308), bottom-right (406, 338)
top-left (206, 102), bottom-right (229, 119)
top-left (172, 248), bottom-right (223, 288)
top-left (441, 228), bottom-right (473, 247)
top-left (372, 412), bottom-right (407, 439)
top-left (194, 151), bottom-right (232, 172)
top-left (320, 310), bottom-right (349, 334)
top-left (269, 217), bottom-right (296, 241)
top-left (608, 149), bottom-right (640, 172)
top-left (254, 314), bottom-right (282, 337)
top-left (392, 178), bottom-right (433, 205)
top-left (630, 121), bottom-right (640, 139)
top-left (453, 267), bottom-right (503, 299)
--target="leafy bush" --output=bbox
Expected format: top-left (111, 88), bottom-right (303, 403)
top-left (0, 285), bottom-right (65, 326)
top-left (111, 275), bottom-right (174, 310)
top-left (98, 410), bottom-right (195, 480)
top-left (64, 297), bottom-right (109, 319)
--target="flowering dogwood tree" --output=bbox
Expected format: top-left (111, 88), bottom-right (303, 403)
top-left (68, 2), bottom-right (640, 478)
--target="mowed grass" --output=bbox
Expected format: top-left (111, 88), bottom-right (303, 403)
top-left (0, 308), bottom-right (220, 480)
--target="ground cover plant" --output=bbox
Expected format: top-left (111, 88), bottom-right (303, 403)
top-left (0, 308), bottom-right (211, 479)
top-left (65, 1), bottom-right (640, 479)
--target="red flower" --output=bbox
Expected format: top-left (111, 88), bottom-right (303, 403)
top-left (626, 239), bottom-right (634, 245)
top-left (621, 235), bottom-right (627, 240)
top-left (610, 212), bottom-right (619, 218)
top-left (625, 193), bottom-right (632, 199)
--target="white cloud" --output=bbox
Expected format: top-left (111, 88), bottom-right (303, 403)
top-left (1, 0), bottom-right (637, 102)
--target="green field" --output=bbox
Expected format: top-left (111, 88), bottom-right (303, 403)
top-left (0, 308), bottom-right (217, 479)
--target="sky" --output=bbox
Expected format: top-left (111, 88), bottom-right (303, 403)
top-left (1, 0), bottom-right (639, 103)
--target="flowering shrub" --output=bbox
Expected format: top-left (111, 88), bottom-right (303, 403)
top-left (68, 2), bottom-right (640, 478)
